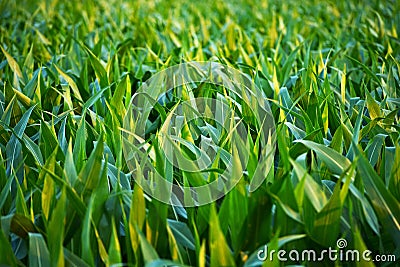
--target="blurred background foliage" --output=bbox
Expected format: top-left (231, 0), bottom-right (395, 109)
top-left (0, 0), bottom-right (399, 266)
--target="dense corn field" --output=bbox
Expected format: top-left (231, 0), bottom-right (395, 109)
top-left (0, 0), bottom-right (399, 266)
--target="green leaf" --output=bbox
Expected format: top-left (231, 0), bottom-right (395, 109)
top-left (198, 239), bottom-right (206, 267)
top-left (365, 90), bottom-right (382, 120)
top-left (64, 140), bottom-right (78, 185)
top-left (54, 64), bottom-right (83, 103)
top-left (261, 230), bottom-right (279, 267)
top-left (91, 156), bottom-right (109, 224)
top-left (311, 164), bottom-right (354, 246)
top-left (167, 219), bottom-right (196, 250)
top-left (6, 105), bottom-right (36, 176)
top-left (365, 133), bottom-right (385, 167)
top-left (330, 125), bottom-right (343, 153)
top-left (83, 84), bottom-right (110, 110)
top-left (129, 183), bottom-right (146, 259)
top-left (146, 199), bottom-right (169, 255)
top-left (22, 132), bottom-right (44, 166)
top-left (270, 192), bottom-right (303, 224)
top-left (40, 120), bottom-right (60, 160)
top-left (209, 204), bottom-right (236, 267)
top-left (223, 180), bottom-right (248, 252)
top-left (76, 133), bottom-right (103, 195)
top-left (73, 116), bottom-right (87, 172)
top-left (389, 145), bottom-right (400, 201)
top-left (132, 183), bottom-right (146, 230)
top-left (0, 174), bottom-right (13, 211)
top-left (295, 139), bottom-right (352, 176)
top-left (166, 222), bottom-right (184, 263)
top-left (41, 147), bottom-right (57, 221)
top-left (16, 179), bottom-right (29, 216)
top-left (345, 55), bottom-right (381, 85)
top-left (1, 45), bottom-right (23, 88)
top-left (48, 187), bottom-right (67, 267)
top-left (81, 196), bottom-right (95, 266)
top-left (111, 74), bottom-right (129, 118)
top-left (137, 223), bottom-right (159, 264)
top-left (347, 104), bottom-right (364, 161)
top-left (291, 159), bottom-right (327, 212)
top-left (29, 233), bottom-right (51, 267)
top-left (108, 218), bottom-right (122, 265)
top-left (353, 228), bottom-right (375, 267)
top-left (84, 45), bottom-right (109, 88)
top-left (64, 248), bottom-right (91, 267)
top-left (0, 229), bottom-right (18, 266)
top-left (145, 259), bottom-right (191, 267)
top-left (354, 144), bottom-right (400, 245)
top-left (41, 166), bottom-right (86, 218)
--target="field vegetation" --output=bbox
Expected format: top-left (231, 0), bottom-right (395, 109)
top-left (0, 0), bottom-right (399, 266)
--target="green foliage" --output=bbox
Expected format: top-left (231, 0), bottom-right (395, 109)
top-left (0, 0), bottom-right (399, 266)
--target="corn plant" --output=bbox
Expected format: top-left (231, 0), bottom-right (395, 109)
top-left (0, 0), bottom-right (399, 266)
